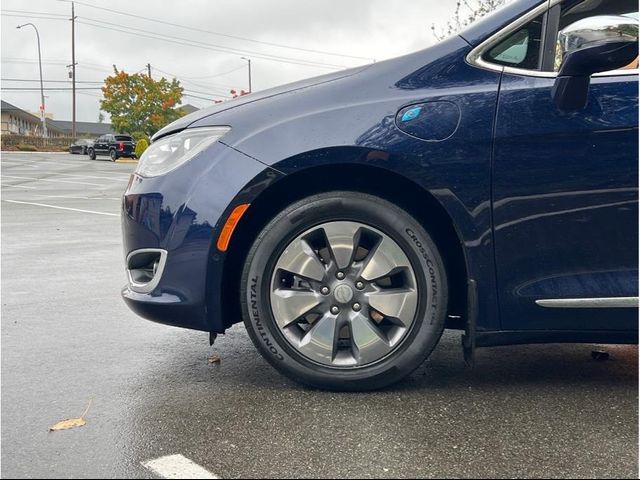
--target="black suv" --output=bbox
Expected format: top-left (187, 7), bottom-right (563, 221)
top-left (88, 134), bottom-right (136, 161)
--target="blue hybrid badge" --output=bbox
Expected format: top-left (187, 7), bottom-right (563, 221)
top-left (401, 106), bottom-right (422, 122)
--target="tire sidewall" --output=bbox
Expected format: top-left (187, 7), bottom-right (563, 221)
top-left (241, 192), bottom-right (448, 390)
top-left (88, 148), bottom-right (96, 160)
top-left (110, 149), bottom-right (117, 161)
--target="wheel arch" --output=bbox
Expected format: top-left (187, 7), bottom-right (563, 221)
top-left (220, 162), bottom-right (470, 332)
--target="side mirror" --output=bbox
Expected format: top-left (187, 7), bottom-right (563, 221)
top-left (552, 15), bottom-right (638, 111)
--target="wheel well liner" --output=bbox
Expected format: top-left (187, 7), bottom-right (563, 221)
top-left (220, 163), bottom-right (469, 331)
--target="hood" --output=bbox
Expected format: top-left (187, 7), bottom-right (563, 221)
top-left (152, 63), bottom-right (373, 141)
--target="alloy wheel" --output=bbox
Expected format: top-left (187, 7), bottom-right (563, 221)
top-left (270, 221), bottom-right (418, 368)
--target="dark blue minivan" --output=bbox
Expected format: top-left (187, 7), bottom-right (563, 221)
top-left (122, 0), bottom-right (639, 390)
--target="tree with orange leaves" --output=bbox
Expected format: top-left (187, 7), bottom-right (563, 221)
top-left (101, 67), bottom-right (185, 138)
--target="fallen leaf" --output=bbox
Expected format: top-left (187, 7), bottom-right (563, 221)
top-left (208, 353), bottom-right (221, 364)
top-left (49, 417), bottom-right (86, 431)
top-left (49, 399), bottom-right (92, 432)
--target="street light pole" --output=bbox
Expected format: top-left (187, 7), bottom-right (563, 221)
top-left (241, 56), bottom-right (252, 93)
top-left (71, 2), bottom-right (76, 139)
top-left (17, 23), bottom-right (47, 138)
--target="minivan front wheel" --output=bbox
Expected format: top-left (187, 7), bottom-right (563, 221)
top-left (241, 192), bottom-right (448, 390)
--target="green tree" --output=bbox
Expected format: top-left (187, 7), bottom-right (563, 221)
top-left (100, 67), bottom-right (185, 137)
top-left (432, 0), bottom-right (507, 41)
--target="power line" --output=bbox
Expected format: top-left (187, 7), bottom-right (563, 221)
top-left (183, 93), bottom-right (226, 102)
top-left (151, 67), bottom-right (235, 93)
top-left (77, 17), bottom-right (347, 70)
top-left (2, 9), bottom-right (68, 17)
top-left (2, 58), bottom-right (68, 66)
top-left (2, 75), bottom-right (231, 93)
top-left (183, 88), bottom-right (231, 98)
top-left (59, 0), bottom-right (374, 62)
top-left (77, 91), bottom-right (102, 98)
top-left (183, 65), bottom-right (246, 80)
top-left (3, 7), bottom-right (360, 69)
top-left (1, 57), bottom-right (143, 74)
top-left (2, 78), bottom-right (103, 84)
top-left (1, 13), bottom-right (68, 21)
top-left (3, 79), bottom-right (230, 99)
top-left (3, 87), bottom-right (102, 91)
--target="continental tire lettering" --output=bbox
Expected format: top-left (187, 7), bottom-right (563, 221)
top-left (406, 228), bottom-right (439, 324)
top-left (250, 276), bottom-right (284, 361)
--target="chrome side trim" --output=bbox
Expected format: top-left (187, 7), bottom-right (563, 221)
top-left (536, 297), bottom-right (639, 308)
top-left (126, 248), bottom-right (168, 294)
top-left (465, 0), bottom-right (639, 78)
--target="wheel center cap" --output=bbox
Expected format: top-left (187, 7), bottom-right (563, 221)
top-left (333, 284), bottom-right (354, 304)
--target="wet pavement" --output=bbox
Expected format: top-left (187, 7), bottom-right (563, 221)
top-left (1, 152), bottom-right (638, 479)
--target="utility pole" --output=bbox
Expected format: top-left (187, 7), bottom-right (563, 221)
top-left (17, 23), bottom-right (47, 138)
top-left (71, 2), bottom-right (76, 139)
top-left (147, 63), bottom-right (152, 78)
top-left (241, 57), bottom-right (252, 93)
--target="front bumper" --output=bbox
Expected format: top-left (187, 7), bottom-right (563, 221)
top-left (121, 140), bottom-right (281, 332)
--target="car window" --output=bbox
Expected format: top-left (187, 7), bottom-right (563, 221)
top-left (553, 0), bottom-right (638, 72)
top-left (484, 13), bottom-right (545, 70)
top-left (115, 135), bottom-right (132, 141)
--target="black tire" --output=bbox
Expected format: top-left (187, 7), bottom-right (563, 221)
top-left (109, 149), bottom-right (117, 161)
top-left (88, 148), bottom-right (96, 160)
top-left (240, 191), bottom-right (448, 391)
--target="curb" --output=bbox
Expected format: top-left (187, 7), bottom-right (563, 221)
top-left (115, 159), bottom-right (138, 164)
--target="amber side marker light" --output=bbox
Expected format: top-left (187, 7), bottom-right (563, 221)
top-left (217, 203), bottom-right (250, 252)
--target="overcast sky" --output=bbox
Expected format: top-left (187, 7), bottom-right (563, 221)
top-left (1, 0), bottom-right (456, 123)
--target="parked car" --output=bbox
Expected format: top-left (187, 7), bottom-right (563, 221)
top-left (121, 0), bottom-right (638, 390)
top-left (88, 134), bottom-right (136, 161)
top-left (68, 139), bottom-right (93, 155)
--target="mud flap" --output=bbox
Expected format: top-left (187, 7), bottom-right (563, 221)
top-left (462, 279), bottom-right (478, 367)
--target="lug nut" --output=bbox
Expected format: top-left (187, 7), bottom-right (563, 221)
top-left (321, 286), bottom-right (330, 295)
top-left (336, 271), bottom-right (345, 280)
top-left (355, 281), bottom-right (364, 290)
top-left (330, 306), bottom-right (340, 315)
top-left (352, 303), bottom-right (361, 312)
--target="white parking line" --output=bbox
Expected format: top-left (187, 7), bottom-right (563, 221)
top-left (2, 175), bottom-right (104, 187)
top-left (55, 172), bottom-right (131, 181)
top-left (4, 199), bottom-right (119, 217)
top-left (32, 194), bottom-right (122, 201)
top-left (1, 184), bottom-right (37, 189)
top-left (2, 159), bottom-right (88, 167)
top-left (0, 161), bottom-right (39, 167)
top-left (142, 454), bottom-right (220, 479)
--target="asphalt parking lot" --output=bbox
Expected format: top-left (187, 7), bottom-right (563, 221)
top-left (1, 151), bottom-right (638, 479)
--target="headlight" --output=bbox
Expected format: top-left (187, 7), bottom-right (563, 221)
top-left (136, 126), bottom-right (230, 177)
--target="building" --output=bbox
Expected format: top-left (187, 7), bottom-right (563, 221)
top-left (1, 100), bottom-right (114, 138)
top-left (29, 111), bottom-right (55, 120)
top-left (47, 119), bottom-right (115, 138)
top-left (1, 100), bottom-right (65, 137)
